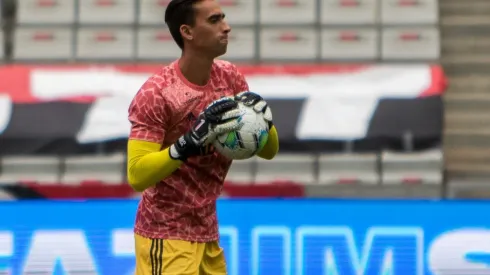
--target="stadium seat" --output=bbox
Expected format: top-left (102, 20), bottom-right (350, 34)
top-left (320, 0), bottom-right (378, 25)
top-left (0, 156), bottom-right (60, 183)
top-left (381, 27), bottom-right (440, 60)
top-left (76, 27), bottom-right (134, 60)
top-left (12, 27), bottom-right (73, 61)
top-left (259, 0), bottom-right (316, 24)
top-left (60, 154), bottom-right (125, 184)
top-left (136, 27), bottom-right (180, 60)
top-left (318, 153), bottom-right (379, 185)
top-left (381, 149), bottom-right (443, 185)
top-left (381, 0), bottom-right (439, 25)
top-left (139, 0), bottom-right (257, 25)
top-left (225, 157), bottom-right (255, 183)
top-left (220, 27), bottom-right (256, 61)
top-left (16, 0), bottom-right (76, 25)
top-left (320, 28), bottom-right (379, 60)
top-left (138, 0), bottom-right (169, 25)
top-left (259, 27), bottom-right (318, 60)
top-left (218, 0), bottom-right (256, 25)
top-left (78, 0), bottom-right (136, 25)
top-left (255, 154), bottom-right (316, 184)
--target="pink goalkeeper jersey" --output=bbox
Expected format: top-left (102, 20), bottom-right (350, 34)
top-left (128, 59), bottom-right (249, 242)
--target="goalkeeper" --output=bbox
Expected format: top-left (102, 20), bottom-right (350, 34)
top-left (126, 0), bottom-right (279, 274)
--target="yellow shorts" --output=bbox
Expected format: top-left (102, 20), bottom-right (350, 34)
top-left (134, 233), bottom-right (227, 275)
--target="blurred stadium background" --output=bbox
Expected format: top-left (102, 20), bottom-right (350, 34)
top-left (0, 0), bottom-right (489, 274)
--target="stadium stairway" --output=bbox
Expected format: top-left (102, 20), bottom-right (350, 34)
top-left (440, 0), bottom-right (490, 193)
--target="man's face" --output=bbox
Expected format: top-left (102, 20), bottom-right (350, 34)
top-left (186, 0), bottom-right (231, 57)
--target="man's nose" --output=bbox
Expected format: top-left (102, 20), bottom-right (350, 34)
top-left (223, 21), bottom-right (231, 33)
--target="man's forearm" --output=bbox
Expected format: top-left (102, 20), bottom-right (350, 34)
top-left (127, 140), bottom-right (183, 192)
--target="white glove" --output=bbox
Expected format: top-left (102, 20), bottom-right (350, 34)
top-left (169, 97), bottom-right (243, 161)
top-left (235, 91), bottom-right (273, 127)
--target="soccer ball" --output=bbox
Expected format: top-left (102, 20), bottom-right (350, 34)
top-left (213, 101), bottom-right (270, 160)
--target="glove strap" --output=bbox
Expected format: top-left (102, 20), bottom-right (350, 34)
top-left (169, 144), bottom-right (184, 161)
top-left (169, 136), bottom-right (190, 161)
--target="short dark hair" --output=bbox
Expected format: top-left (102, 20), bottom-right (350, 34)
top-left (164, 0), bottom-right (199, 50)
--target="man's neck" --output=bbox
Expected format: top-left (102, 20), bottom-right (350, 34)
top-left (178, 51), bottom-right (214, 86)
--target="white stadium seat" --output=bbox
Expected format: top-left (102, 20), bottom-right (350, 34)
top-left (219, 0), bottom-right (256, 25)
top-left (225, 157), bottom-right (256, 183)
top-left (61, 154), bottom-right (125, 184)
top-left (381, 0), bottom-right (439, 25)
top-left (381, 149), bottom-right (443, 185)
top-left (321, 28), bottom-right (379, 60)
top-left (221, 27), bottom-right (256, 61)
top-left (16, 0), bottom-right (76, 25)
top-left (139, 0), bottom-right (255, 26)
top-left (381, 27), bottom-right (440, 60)
top-left (255, 154), bottom-right (316, 185)
top-left (320, 0), bottom-right (378, 25)
top-left (136, 27), bottom-right (180, 60)
top-left (78, 0), bottom-right (136, 25)
top-left (13, 27), bottom-right (73, 61)
top-left (259, 27), bottom-right (318, 60)
top-left (0, 156), bottom-right (60, 184)
top-left (76, 27), bottom-right (134, 60)
top-left (318, 153), bottom-right (379, 185)
top-left (259, 0), bottom-right (316, 25)
top-left (138, 0), bottom-right (168, 25)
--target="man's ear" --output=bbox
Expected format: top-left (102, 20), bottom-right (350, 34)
top-left (180, 25), bottom-right (193, 41)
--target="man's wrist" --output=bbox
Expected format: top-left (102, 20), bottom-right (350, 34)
top-left (170, 135), bottom-right (190, 161)
top-left (169, 144), bottom-right (184, 160)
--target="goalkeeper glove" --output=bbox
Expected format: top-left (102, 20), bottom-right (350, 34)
top-left (235, 91), bottom-right (273, 128)
top-left (169, 97), bottom-right (243, 161)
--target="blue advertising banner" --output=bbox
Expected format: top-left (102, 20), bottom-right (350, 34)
top-left (0, 199), bottom-right (489, 275)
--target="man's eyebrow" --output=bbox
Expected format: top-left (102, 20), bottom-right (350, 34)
top-left (207, 12), bottom-right (225, 20)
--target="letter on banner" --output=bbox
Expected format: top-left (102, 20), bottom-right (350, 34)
top-left (219, 226), bottom-right (239, 275)
top-left (296, 226), bottom-right (423, 275)
top-left (112, 229), bottom-right (135, 275)
top-left (22, 230), bottom-right (98, 275)
top-left (0, 231), bottom-right (13, 274)
top-left (429, 229), bottom-right (490, 275)
top-left (251, 226), bottom-right (291, 275)
top-left (112, 229), bottom-right (135, 256)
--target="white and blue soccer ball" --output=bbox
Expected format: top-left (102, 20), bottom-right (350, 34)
top-left (213, 101), bottom-right (269, 160)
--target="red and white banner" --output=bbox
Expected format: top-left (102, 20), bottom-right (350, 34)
top-left (0, 63), bottom-right (446, 103)
top-left (0, 63), bottom-right (446, 154)
top-left (0, 63), bottom-right (446, 138)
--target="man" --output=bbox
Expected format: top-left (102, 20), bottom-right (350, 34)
top-left (126, 0), bottom-right (280, 274)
